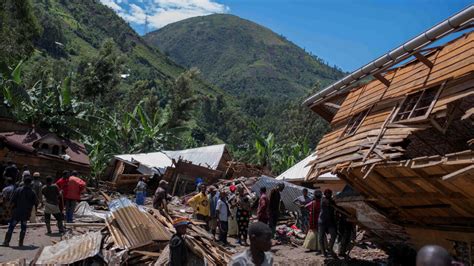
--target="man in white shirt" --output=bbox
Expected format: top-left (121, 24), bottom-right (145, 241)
top-left (216, 190), bottom-right (230, 245)
top-left (229, 222), bottom-right (273, 266)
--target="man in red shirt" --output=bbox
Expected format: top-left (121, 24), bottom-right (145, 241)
top-left (257, 187), bottom-right (269, 224)
top-left (56, 170), bottom-right (86, 223)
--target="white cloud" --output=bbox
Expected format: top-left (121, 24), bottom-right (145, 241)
top-left (100, 0), bottom-right (229, 30)
top-left (101, 0), bottom-right (123, 12)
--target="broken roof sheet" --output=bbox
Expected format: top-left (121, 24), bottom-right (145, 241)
top-left (36, 231), bottom-right (103, 264)
top-left (114, 144), bottom-right (228, 174)
top-left (276, 153), bottom-right (338, 182)
top-left (164, 144), bottom-right (227, 170)
top-left (115, 151), bottom-right (172, 174)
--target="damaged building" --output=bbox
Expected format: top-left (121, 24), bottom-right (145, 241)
top-left (303, 7), bottom-right (473, 263)
top-left (106, 144), bottom-right (233, 194)
top-left (0, 118), bottom-right (91, 178)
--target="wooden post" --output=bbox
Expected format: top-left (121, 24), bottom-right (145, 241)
top-left (171, 174), bottom-right (180, 196)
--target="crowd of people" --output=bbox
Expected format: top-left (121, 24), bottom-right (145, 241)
top-left (0, 161), bottom-right (86, 247)
top-left (148, 178), bottom-right (354, 265)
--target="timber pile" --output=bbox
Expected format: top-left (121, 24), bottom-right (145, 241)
top-left (32, 197), bottom-right (234, 265)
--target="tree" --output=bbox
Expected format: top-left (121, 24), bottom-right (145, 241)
top-left (76, 38), bottom-right (124, 101)
top-left (0, 0), bottom-right (41, 65)
top-left (1, 61), bottom-right (89, 137)
top-left (167, 68), bottom-right (200, 129)
top-left (34, 6), bottom-right (67, 57)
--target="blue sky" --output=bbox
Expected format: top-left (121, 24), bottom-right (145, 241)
top-left (100, 0), bottom-right (472, 71)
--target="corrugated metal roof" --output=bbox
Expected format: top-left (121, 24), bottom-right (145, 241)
top-left (251, 176), bottom-right (316, 214)
top-left (164, 144), bottom-right (226, 170)
top-left (114, 144), bottom-right (227, 174)
top-left (106, 198), bottom-right (172, 249)
top-left (36, 231), bottom-right (103, 264)
top-left (276, 153), bottom-right (339, 182)
top-left (115, 151), bottom-right (172, 174)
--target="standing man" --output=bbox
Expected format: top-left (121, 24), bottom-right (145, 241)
top-left (229, 222), bottom-right (273, 266)
top-left (3, 161), bottom-right (19, 184)
top-left (269, 183), bottom-right (285, 237)
top-left (207, 186), bottom-right (219, 240)
top-left (257, 187), bottom-right (269, 224)
top-left (55, 170), bottom-right (69, 218)
top-left (1, 178), bottom-right (15, 221)
top-left (2, 178), bottom-right (15, 201)
top-left (153, 180), bottom-right (170, 211)
top-left (169, 218), bottom-right (190, 266)
top-left (21, 165), bottom-right (30, 181)
top-left (293, 188), bottom-right (311, 233)
top-left (216, 190), bottom-right (230, 245)
top-left (134, 177), bottom-right (147, 206)
top-left (318, 189), bottom-right (337, 257)
top-left (56, 170), bottom-right (86, 223)
top-left (2, 177), bottom-right (38, 247)
top-left (30, 172), bottom-right (43, 223)
top-left (42, 176), bottom-right (64, 234)
top-left (187, 183), bottom-right (210, 229)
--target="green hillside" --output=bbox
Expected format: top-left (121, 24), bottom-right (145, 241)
top-left (23, 0), bottom-right (227, 98)
top-left (1, 0), bottom-right (339, 175)
top-left (144, 14), bottom-right (345, 99)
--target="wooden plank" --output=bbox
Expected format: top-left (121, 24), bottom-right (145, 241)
top-left (441, 164), bottom-right (474, 181)
top-left (413, 52), bottom-right (434, 68)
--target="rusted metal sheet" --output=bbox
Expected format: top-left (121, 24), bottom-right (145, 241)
top-left (35, 231), bottom-right (102, 264)
top-left (106, 198), bottom-right (172, 249)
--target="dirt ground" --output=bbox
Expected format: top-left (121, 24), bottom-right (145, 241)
top-left (0, 226), bottom-right (61, 262)
top-left (0, 226), bottom-right (387, 265)
top-left (226, 234), bottom-right (387, 266)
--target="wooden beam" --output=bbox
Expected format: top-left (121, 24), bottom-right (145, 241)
top-left (441, 164), bottom-right (474, 181)
top-left (363, 106), bottom-right (397, 162)
top-left (373, 73), bottom-right (391, 87)
top-left (324, 102), bottom-right (341, 109)
top-left (429, 117), bottom-right (446, 134)
top-left (413, 52), bottom-right (434, 68)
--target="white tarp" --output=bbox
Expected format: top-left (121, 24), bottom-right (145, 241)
top-left (276, 153), bottom-right (338, 182)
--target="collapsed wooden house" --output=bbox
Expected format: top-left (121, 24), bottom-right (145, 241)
top-left (106, 144), bottom-right (232, 194)
top-left (0, 118), bottom-right (91, 178)
top-left (304, 8), bottom-right (473, 262)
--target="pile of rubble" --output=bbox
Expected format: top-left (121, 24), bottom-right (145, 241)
top-left (27, 194), bottom-right (234, 265)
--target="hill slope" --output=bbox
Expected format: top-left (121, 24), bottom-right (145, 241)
top-left (144, 14), bottom-right (345, 99)
top-left (26, 0), bottom-right (226, 97)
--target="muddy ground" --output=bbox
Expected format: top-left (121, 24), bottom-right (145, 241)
top-left (0, 226), bottom-right (387, 265)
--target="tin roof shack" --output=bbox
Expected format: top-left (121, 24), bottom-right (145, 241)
top-left (0, 118), bottom-right (90, 178)
top-left (303, 23), bottom-right (474, 259)
top-left (276, 153), bottom-right (345, 192)
top-left (108, 144), bottom-right (232, 193)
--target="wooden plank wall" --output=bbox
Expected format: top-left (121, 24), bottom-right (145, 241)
top-left (0, 148), bottom-right (90, 180)
top-left (332, 32), bottom-right (473, 125)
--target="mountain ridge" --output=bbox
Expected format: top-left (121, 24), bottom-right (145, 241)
top-left (144, 13), bottom-right (345, 100)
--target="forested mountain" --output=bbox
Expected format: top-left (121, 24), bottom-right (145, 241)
top-left (144, 14), bottom-right (345, 99)
top-left (1, 0), bottom-right (343, 175)
top-left (144, 14), bottom-right (345, 153)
